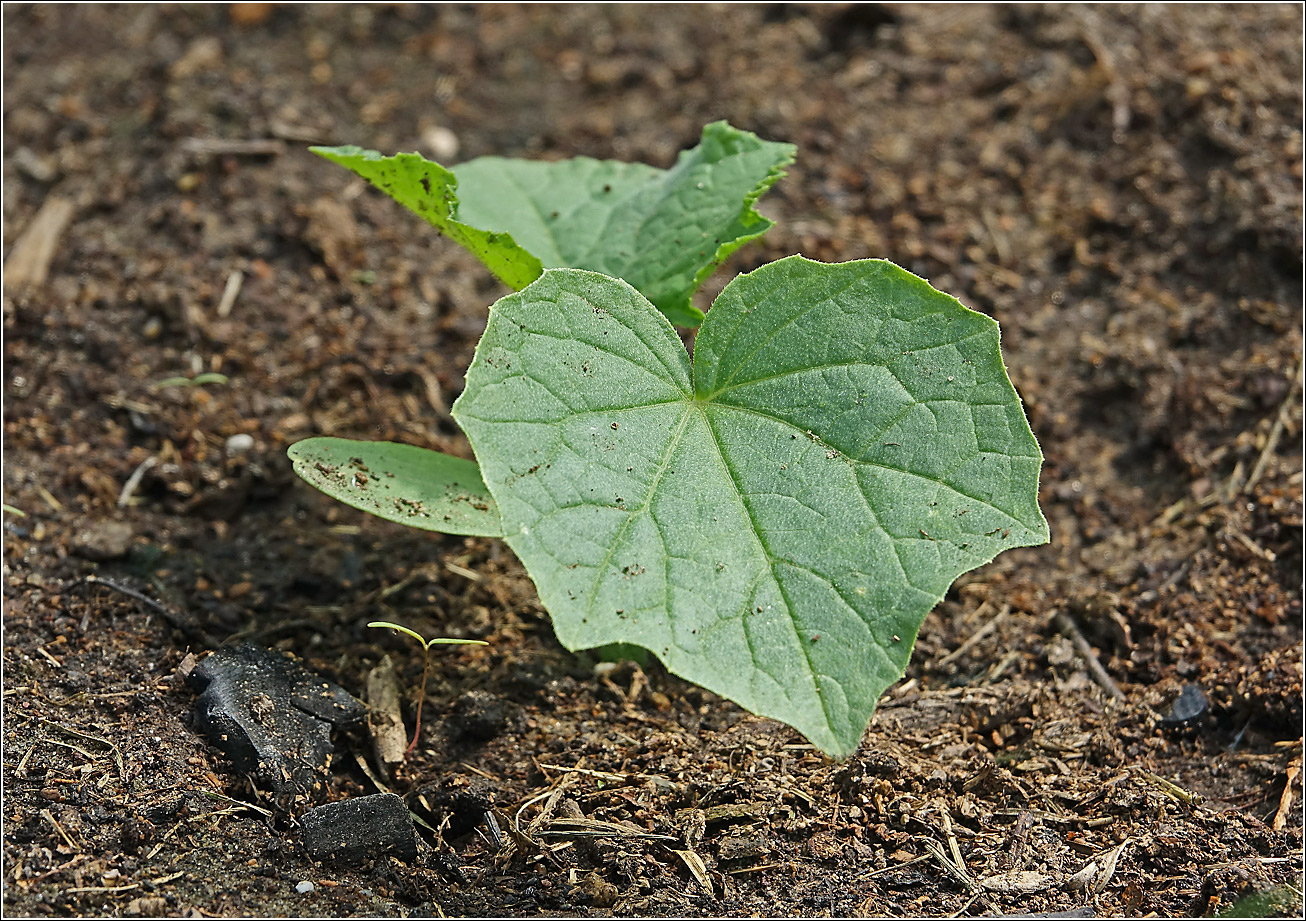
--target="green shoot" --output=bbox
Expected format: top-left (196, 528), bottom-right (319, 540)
top-left (151, 372), bottom-right (230, 392)
top-left (367, 621), bottom-right (488, 754)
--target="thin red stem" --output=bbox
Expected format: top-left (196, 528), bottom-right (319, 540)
top-left (405, 647), bottom-right (431, 756)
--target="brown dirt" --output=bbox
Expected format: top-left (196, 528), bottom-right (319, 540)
top-left (3, 4), bottom-right (1302, 917)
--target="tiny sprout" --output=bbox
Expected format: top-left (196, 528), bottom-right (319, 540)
top-left (367, 621), bottom-right (488, 755)
top-left (151, 371), bottom-right (230, 392)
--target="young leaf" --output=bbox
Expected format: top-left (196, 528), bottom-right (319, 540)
top-left (310, 145), bottom-right (542, 290)
top-left (288, 437), bottom-right (502, 537)
top-left (367, 622), bottom-right (489, 649)
top-left (312, 122), bottom-right (795, 327)
top-left (452, 258), bottom-right (1049, 757)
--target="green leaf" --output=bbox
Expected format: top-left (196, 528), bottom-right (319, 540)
top-left (452, 258), bottom-right (1049, 757)
top-left (367, 622), bottom-right (490, 648)
top-left (288, 437), bottom-right (502, 538)
top-left (313, 122), bottom-right (795, 327)
top-left (310, 145), bottom-right (542, 290)
top-left (1217, 886), bottom-right (1302, 918)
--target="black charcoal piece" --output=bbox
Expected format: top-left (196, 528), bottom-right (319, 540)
top-left (188, 644), bottom-right (365, 802)
top-left (1160, 683), bottom-right (1209, 726)
top-left (300, 793), bottom-right (419, 865)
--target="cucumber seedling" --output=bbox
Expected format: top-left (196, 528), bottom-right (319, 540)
top-left (368, 621), bottom-right (488, 755)
top-left (292, 127), bottom-right (1048, 757)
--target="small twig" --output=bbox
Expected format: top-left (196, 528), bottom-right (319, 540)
top-left (36, 717), bottom-right (125, 779)
top-left (215, 270), bottom-right (244, 318)
top-left (458, 761), bottom-right (501, 782)
top-left (1139, 771), bottom-right (1205, 807)
top-left (1273, 756), bottom-right (1301, 832)
top-left (482, 810), bottom-right (504, 850)
top-left (66, 883), bottom-right (139, 895)
top-left (949, 892), bottom-right (982, 918)
top-left (444, 561), bottom-right (481, 581)
top-left (922, 840), bottom-right (973, 890)
top-left (41, 808), bottom-right (80, 850)
top-left (1230, 528), bottom-right (1276, 563)
top-left (36, 484), bottom-right (64, 512)
top-left (16, 741), bottom-right (39, 777)
top-left (198, 788), bottom-right (274, 817)
top-left (725, 862), bottom-right (788, 875)
top-left (1245, 359), bottom-right (1303, 496)
top-left (512, 788), bottom-right (555, 841)
top-left (1076, 7), bottom-right (1130, 139)
top-left (940, 808), bottom-right (968, 879)
top-left (70, 576), bottom-right (173, 621)
top-left (43, 738), bottom-right (100, 761)
top-left (353, 752), bottom-right (395, 797)
top-left (921, 839), bottom-right (995, 912)
top-left (377, 565), bottom-right (439, 600)
top-left (180, 137), bottom-right (285, 157)
top-left (118, 455), bottom-right (158, 508)
top-left (540, 817), bottom-right (678, 841)
top-left (938, 603), bottom-right (1007, 667)
top-left (856, 853), bottom-right (929, 879)
top-left (1053, 610), bottom-right (1125, 701)
top-left (24, 854), bottom-right (88, 884)
top-left (1136, 558), bottom-right (1193, 605)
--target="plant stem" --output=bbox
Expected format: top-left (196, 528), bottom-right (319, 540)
top-left (405, 644), bottom-right (432, 755)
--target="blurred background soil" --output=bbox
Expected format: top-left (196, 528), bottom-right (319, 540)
top-left (3, 3), bottom-right (1302, 917)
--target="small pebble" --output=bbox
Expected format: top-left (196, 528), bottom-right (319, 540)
top-left (422, 125), bottom-right (459, 161)
top-left (71, 520), bottom-right (135, 561)
top-left (1160, 683), bottom-right (1209, 726)
top-left (225, 433), bottom-right (255, 456)
top-left (295, 881), bottom-right (315, 894)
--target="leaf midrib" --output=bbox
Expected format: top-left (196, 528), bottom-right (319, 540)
top-left (695, 401), bottom-right (834, 738)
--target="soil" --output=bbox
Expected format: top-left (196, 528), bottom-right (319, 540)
top-left (3, 4), bottom-right (1302, 918)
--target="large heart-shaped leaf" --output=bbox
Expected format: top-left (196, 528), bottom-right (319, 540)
top-left (312, 122), bottom-right (795, 327)
top-left (452, 258), bottom-right (1049, 756)
top-left (288, 437), bottom-right (502, 537)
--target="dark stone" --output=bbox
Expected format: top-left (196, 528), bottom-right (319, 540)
top-left (862, 751), bottom-right (901, 778)
top-left (449, 689), bottom-right (506, 742)
top-left (300, 793), bottom-right (419, 865)
top-left (415, 777), bottom-right (497, 841)
top-left (717, 830), bottom-right (770, 862)
top-left (187, 644), bottom-right (365, 804)
top-left (1160, 683), bottom-right (1209, 727)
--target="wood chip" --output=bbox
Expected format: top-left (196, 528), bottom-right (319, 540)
top-left (672, 848), bottom-right (714, 892)
top-left (1272, 755), bottom-right (1301, 831)
top-left (1092, 838), bottom-right (1130, 895)
top-left (4, 195), bottom-right (75, 290)
top-left (1066, 860), bottom-right (1099, 891)
top-left (366, 655), bottom-right (408, 772)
